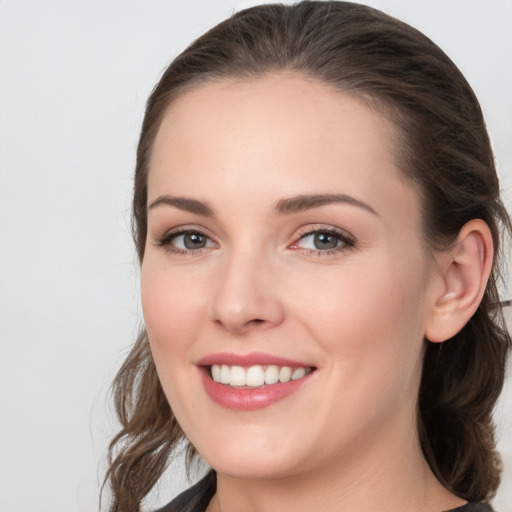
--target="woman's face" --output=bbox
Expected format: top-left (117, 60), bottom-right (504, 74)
top-left (142, 75), bottom-right (440, 480)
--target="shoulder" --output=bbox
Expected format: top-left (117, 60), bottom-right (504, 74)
top-left (154, 471), bottom-right (216, 512)
top-left (154, 480), bottom-right (495, 512)
top-left (447, 503), bottom-right (495, 512)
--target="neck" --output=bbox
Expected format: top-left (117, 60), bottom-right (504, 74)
top-left (208, 416), bottom-right (465, 512)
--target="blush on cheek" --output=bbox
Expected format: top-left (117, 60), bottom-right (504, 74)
top-left (142, 278), bottom-right (208, 365)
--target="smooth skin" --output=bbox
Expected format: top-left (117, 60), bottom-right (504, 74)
top-left (141, 74), bottom-right (493, 512)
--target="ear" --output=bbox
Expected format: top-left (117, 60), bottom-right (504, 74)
top-left (425, 219), bottom-right (494, 343)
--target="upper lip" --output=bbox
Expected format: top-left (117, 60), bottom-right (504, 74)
top-left (197, 352), bottom-right (313, 368)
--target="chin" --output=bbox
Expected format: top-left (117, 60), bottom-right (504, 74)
top-left (193, 431), bottom-right (311, 480)
top-left (206, 454), bottom-right (300, 480)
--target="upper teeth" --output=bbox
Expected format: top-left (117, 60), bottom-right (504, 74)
top-left (210, 364), bottom-right (310, 387)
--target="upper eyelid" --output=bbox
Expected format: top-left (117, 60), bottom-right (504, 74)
top-left (293, 224), bottom-right (355, 240)
top-left (154, 226), bottom-right (217, 247)
top-left (289, 225), bottom-right (357, 250)
top-left (156, 224), bottom-right (215, 239)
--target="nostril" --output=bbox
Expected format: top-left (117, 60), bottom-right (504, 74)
top-left (214, 317), bottom-right (263, 325)
top-left (248, 318), bottom-right (265, 325)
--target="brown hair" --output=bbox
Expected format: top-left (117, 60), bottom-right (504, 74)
top-left (104, 2), bottom-right (511, 510)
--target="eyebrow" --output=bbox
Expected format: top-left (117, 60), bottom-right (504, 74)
top-left (147, 192), bottom-right (378, 217)
top-left (148, 195), bottom-right (214, 216)
top-left (274, 193), bottom-right (378, 216)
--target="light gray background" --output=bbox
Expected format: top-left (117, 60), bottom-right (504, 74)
top-left (1, 1), bottom-right (511, 511)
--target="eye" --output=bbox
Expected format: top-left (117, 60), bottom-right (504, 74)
top-left (174, 232), bottom-right (211, 250)
top-left (291, 227), bottom-right (355, 254)
top-left (156, 229), bottom-right (217, 254)
top-left (300, 232), bottom-right (341, 250)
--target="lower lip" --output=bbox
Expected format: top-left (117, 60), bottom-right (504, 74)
top-left (199, 368), bottom-right (312, 411)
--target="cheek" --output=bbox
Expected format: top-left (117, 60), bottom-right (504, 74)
top-left (289, 254), bottom-right (428, 372)
top-left (140, 261), bottom-right (210, 422)
top-left (141, 260), bottom-right (208, 360)
top-left (298, 261), bottom-right (428, 427)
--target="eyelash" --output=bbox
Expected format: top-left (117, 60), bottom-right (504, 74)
top-left (155, 226), bottom-right (356, 256)
top-left (291, 226), bottom-right (356, 256)
top-left (155, 228), bottom-right (217, 256)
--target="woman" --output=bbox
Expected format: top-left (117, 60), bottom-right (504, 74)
top-left (104, 2), bottom-right (511, 511)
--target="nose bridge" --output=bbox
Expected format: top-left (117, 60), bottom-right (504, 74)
top-left (210, 242), bottom-right (283, 332)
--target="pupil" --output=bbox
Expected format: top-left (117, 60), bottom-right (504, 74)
top-left (184, 233), bottom-right (206, 249)
top-left (314, 233), bottom-right (338, 250)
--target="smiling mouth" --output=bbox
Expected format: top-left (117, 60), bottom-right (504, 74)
top-left (208, 364), bottom-right (315, 388)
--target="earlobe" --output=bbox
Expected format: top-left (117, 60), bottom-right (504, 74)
top-left (425, 219), bottom-right (493, 343)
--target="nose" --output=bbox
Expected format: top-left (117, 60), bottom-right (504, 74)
top-left (210, 249), bottom-right (285, 334)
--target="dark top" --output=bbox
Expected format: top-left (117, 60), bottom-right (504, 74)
top-left (155, 471), bottom-right (495, 512)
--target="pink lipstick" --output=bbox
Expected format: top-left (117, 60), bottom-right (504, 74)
top-left (197, 352), bottom-right (315, 411)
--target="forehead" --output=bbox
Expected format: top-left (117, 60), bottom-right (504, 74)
top-left (153, 74), bottom-right (397, 167)
top-left (148, 74), bottom-right (420, 228)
